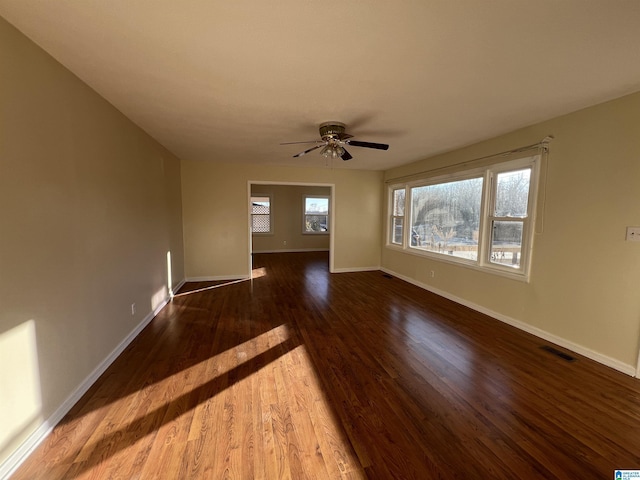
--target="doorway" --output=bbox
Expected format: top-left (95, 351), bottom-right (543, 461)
top-left (248, 182), bottom-right (335, 273)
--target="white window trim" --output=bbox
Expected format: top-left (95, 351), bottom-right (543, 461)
top-left (386, 154), bottom-right (540, 282)
top-left (303, 195), bottom-right (330, 235)
top-left (251, 193), bottom-right (273, 235)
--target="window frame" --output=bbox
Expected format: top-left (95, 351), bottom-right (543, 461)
top-left (250, 194), bottom-right (273, 235)
top-left (482, 162), bottom-right (537, 277)
top-left (386, 154), bottom-right (540, 281)
top-left (303, 195), bottom-right (330, 235)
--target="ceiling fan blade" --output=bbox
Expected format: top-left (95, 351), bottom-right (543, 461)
top-left (345, 140), bottom-right (389, 150)
top-left (280, 140), bottom-right (320, 145)
top-left (341, 148), bottom-right (353, 161)
top-left (293, 143), bottom-right (325, 157)
top-left (337, 133), bottom-right (353, 141)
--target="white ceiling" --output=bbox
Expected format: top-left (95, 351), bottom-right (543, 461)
top-left (2, 1), bottom-right (640, 171)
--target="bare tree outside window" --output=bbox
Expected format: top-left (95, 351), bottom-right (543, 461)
top-left (304, 196), bottom-right (329, 233)
top-left (489, 168), bottom-right (531, 267)
top-left (410, 177), bottom-right (483, 260)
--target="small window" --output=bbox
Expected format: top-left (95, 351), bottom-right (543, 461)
top-left (304, 196), bottom-right (330, 234)
top-left (390, 188), bottom-right (405, 245)
top-left (488, 168), bottom-right (532, 269)
top-left (251, 195), bottom-right (271, 234)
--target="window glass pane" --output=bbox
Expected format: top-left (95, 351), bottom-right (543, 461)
top-left (251, 196), bottom-right (270, 214)
top-left (304, 196), bottom-right (329, 233)
top-left (252, 204), bottom-right (269, 215)
top-left (251, 196), bottom-right (270, 233)
top-left (392, 217), bottom-right (403, 244)
top-left (305, 197), bottom-right (329, 215)
top-left (410, 177), bottom-right (483, 260)
top-left (495, 169), bottom-right (530, 217)
top-left (305, 215), bottom-right (328, 232)
top-left (393, 189), bottom-right (405, 216)
top-left (490, 220), bottom-right (523, 267)
top-left (252, 215), bottom-right (270, 233)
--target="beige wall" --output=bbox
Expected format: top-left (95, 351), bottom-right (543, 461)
top-left (0, 17), bottom-right (184, 467)
top-left (251, 184), bottom-right (331, 253)
top-left (382, 92), bottom-right (640, 373)
top-left (182, 161), bottom-right (383, 278)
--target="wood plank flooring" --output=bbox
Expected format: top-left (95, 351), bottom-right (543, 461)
top-left (10, 251), bottom-right (640, 479)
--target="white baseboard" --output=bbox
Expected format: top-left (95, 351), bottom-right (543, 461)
top-left (0, 293), bottom-right (174, 480)
top-left (185, 275), bottom-right (249, 282)
top-left (332, 266), bottom-right (381, 273)
top-left (380, 267), bottom-right (636, 377)
top-left (252, 248), bottom-right (330, 254)
top-left (171, 279), bottom-right (186, 297)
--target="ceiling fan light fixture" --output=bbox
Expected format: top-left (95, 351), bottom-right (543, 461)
top-left (320, 144), bottom-right (343, 159)
top-left (320, 144), bottom-right (344, 158)
top-left (320, 145), bottom-right (333, 158)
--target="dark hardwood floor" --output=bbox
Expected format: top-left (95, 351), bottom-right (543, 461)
top-left (11, 251), bottom-right (640, 479)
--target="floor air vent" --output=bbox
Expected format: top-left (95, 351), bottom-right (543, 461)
top-left (382, 273), bottom-right (393, 279)
top-left (540, 345), bottom-right (576, 362)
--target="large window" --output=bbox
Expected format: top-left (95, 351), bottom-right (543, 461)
top-left (304, 196), bottom-right (330, 233)
top-left (387, 155), bottom-right (539, 279)
top-left (410, 176), bottom-right (483, 259)
top-left (251, 195), bottom-right (271, 234)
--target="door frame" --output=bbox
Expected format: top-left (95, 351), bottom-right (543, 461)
top-left (247, 181), bottom-right (336, 274)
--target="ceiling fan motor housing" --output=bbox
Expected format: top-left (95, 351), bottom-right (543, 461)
top-left (319, 122), bottom-right (346, 140)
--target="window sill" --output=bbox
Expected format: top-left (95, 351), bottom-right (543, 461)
top-left (384, 244), bottom-right (530, 283)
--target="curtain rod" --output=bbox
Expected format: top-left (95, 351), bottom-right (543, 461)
top-left (384, 135), bottom-right (554, 184)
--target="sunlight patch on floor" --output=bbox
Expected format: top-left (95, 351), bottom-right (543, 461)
top-left (251, 266), bottom-right (267, 279)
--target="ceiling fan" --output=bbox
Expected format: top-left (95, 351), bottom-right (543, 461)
top-left (281, 122), bottom-right (389, 161)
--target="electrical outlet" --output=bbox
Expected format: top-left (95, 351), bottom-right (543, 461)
top-left (283, 240), bottom-right (287, 246)
top-left (626, 227), bottom-right (640, 242)
top-left (131, 303), bottom-right (136, 315)
top-left (430, 270), bottom-right (435, 278)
